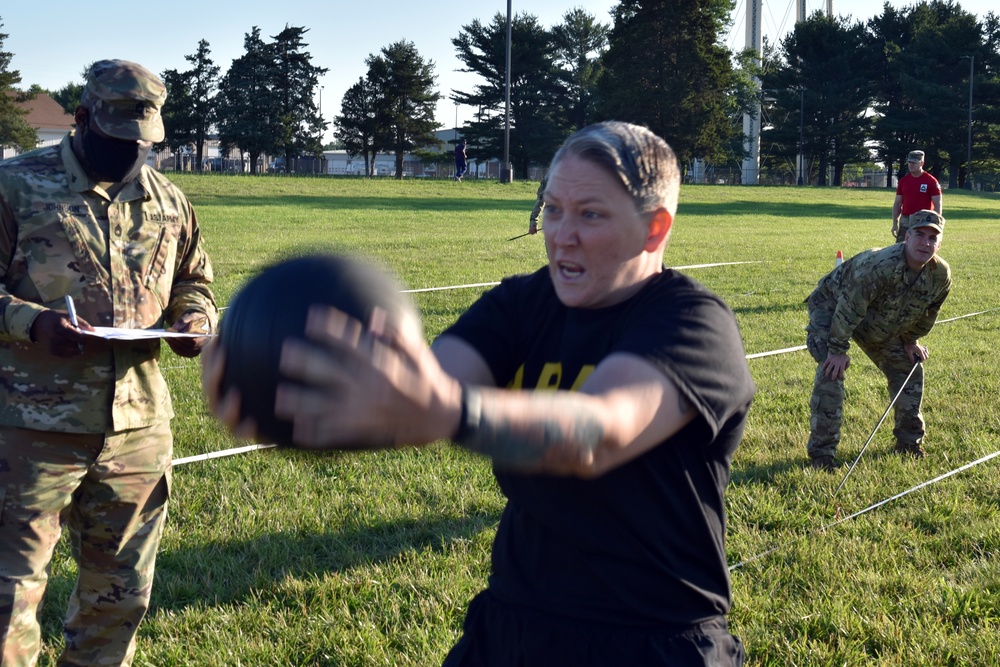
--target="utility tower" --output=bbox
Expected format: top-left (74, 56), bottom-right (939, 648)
top-left (742, 0), bottom-right (833, 185)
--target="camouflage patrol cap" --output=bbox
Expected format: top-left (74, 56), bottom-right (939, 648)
top-left (908, 209), bottom-right (944, 233)
top-left (80, 60), bottom-right (166, 142)
top-left (906, 150), bottom-right (925, 163)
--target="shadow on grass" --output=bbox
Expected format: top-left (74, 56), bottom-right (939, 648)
top-left (34, 507), bottom-right (498, 647)
top-left (679, 199), bottom-right (886, 219)
top-left (731, 459), bottom-right (808, 485)
top-left (197, 194), bottom-right (531, 213)
top-left (147, 507), bottom-right (500, 615)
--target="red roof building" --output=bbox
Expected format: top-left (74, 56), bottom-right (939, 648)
top-left (1, 92), bottom-right (74, 159)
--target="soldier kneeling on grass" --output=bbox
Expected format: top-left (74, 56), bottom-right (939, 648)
top-left (805, 210), bottom-right (951, 472)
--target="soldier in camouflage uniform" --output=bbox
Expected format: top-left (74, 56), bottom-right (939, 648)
top-left (528, 172), bottom-right (548, 235)
top-left (0, 60), bottom-right (218, 666)
top-left (805, 210), bottom-right (950, 471)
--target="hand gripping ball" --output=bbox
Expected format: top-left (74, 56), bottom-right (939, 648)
top-left (219, 253), bottom-right (415, 447)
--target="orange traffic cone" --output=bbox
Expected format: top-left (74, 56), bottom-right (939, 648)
top-left (835, 250), bottom-right (843, 267)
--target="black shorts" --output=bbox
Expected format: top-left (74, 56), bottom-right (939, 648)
top-left (442, 590), bottom-right (745, 667)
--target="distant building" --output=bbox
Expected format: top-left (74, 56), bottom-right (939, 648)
top-left (0, 92), bottom-right (74, 159)
top-left (320, 150), bottom-right (395, 176)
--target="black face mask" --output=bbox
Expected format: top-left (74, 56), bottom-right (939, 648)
top-left (82, 125), bottom-right (151, 183)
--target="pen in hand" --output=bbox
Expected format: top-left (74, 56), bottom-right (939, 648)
top-left (65, 295), bottom-right (80, 328)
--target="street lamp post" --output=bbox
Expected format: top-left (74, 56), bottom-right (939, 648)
top-left (798, 86), bottom-right (805, 186)
top-left (318, 85), bottom-right (324, 174)
top-left (502, 0), bottom-right (513, 183)
top-left (960, 55), bottom-right (974, 190)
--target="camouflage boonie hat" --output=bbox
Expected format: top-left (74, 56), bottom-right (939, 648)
top-left (906, 150), bottom-right (925, 163)
top-left (80, 60), bottom-right (166, 142)
top-left (908, 209), bottom-right (944, 233)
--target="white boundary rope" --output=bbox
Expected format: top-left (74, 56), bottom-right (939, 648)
top-left (166, 304), bottom-right (996, 465)
top-left (173, 443), bottom-right (277, 466)
top-left (743, 306), bottom-right (999, 360)
top-left (169, 307), bottom-right (993, 370)
top-left (400, 261), bottom-right (763, 294)
top-left (729, 449), bottom-right (1000, 571)
top-left (746, 345), bottom-right (807, 360)
top-left (834, 361), bottom-right (922, 495)
top-left (403, 281), bottom-right (499, 294)
top-left (938, 307), bottom-right (1000, 323)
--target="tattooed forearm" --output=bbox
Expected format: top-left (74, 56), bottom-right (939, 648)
top-left (455, 387), bottom-right (604, 469)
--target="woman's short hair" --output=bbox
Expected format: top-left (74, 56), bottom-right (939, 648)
top-left (550, 121), bottom-right (680, 217)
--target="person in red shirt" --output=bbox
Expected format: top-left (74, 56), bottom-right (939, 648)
top-left (892, 150), bottom-right (942, 242)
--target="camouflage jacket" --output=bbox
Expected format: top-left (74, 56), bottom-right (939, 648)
top-left (0, 133), bottom-right (218, 433)
top-left (807, 243), bottom-right (951, 356)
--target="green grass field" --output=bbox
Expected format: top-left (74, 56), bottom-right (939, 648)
top-left (38, 175), bottom-right (1000, 665)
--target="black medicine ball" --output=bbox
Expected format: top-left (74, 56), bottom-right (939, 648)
top-left (219, 253), bottom-right (414, 447)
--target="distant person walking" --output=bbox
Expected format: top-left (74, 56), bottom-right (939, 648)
top-left (805, 210), bottom-right (951, 471)
top-left (892, 150), bottom-right (942, 242)
top-left (455, 139), bottom-right (468, 182)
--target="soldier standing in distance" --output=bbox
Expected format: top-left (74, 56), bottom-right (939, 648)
top-left (805, 210), bottom-right (951, 472)
top-left (455, 139), bottom-right (468, 182)
top-left (527, 171), bottom-right (548, 236)
top-left (892, 150), bottom-right (942, 242)
top-left (0, 60), bottom-right (217, 666)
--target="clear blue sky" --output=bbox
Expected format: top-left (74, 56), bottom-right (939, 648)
top-left (3, 0), bottom-right (993, 142)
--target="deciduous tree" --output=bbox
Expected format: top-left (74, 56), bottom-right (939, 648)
top-left (551, 8), bottom-right (609, 131)
top-left (452, 12), bottom-right (569, 177)
top-left (334, 76), bottom-right (384, 176)
top-left (366, 40), bottom-right (440, 179)
top-left (883, 1), bottom-right (985, 188)
top-left (597, 0), bottom-right (738, 172)
top-left (763, 12), bottom-right (873, 186)
top-left (49, 67), bottom-right (87, 115)
top-left (270, 25), bottom-right (327, 172)
top-left (217, 27), bottom-right (279, 174)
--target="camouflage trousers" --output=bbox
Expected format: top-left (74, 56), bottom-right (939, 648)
top-left (0, 421), bottom-right (172, 667)
top-left (806, 313), bottom-right (925, 459)
top-left (895, 214), bottom-right (913, 242)
top-left (529, 198), bottom-right (544, 224)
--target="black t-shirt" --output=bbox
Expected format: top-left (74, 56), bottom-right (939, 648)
top-left (442, 267), bottom-right (755, 627)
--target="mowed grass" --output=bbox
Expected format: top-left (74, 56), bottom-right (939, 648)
top-left (36, 175), bottom-right (1000, 666)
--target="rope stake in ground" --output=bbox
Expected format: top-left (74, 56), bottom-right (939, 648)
top-left (508, 228), bottom-right (540, 241)
top-left (834, 360), bottom-right (922, 495)
top-left (729, 447), bottom-right (1000, 572)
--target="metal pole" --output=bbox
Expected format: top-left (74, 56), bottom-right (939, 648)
top-left (318, 86), bottom-right (324, 173)
top-left (502, 0), bottom-right (512, 183)
top-left (966, 55), bottom-right (974, 190)
top-left (798, 87), bottom-right (805, 186)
